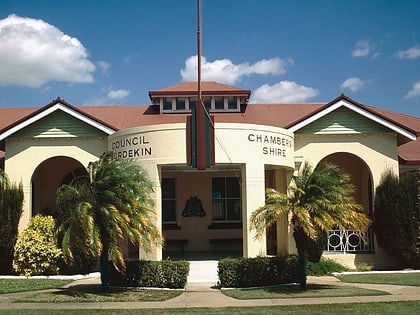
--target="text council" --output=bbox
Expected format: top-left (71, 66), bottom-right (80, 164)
top-left (111, 135), bottom-right (152, 160)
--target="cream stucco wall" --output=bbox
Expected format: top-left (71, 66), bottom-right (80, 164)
top-left (295, 132), bottom-right (401, 269)
top-left (5, 136), bottom-right (107, 231)
top-left (294, 132), bottom-right (399, 189)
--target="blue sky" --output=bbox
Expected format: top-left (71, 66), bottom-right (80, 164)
top-left (0, 0), bottom-right (419, 117)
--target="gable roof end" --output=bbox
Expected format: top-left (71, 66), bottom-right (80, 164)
top-left (288, 94), bottom-right (417, 142)
top-left (0, 97), bottom-right (117, 141)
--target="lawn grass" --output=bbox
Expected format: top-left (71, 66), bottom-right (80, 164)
top-left (336, 272), bottom-right (420, 286)
top-left (15, 284), bottom-right (182, 303)
top-left (1, 302), bottom-right (420, 315)
top-left (221, 283), bottom-right (387, 299)
top-left (1, 272), bottom-right (419, 306)
top-left (0, 279), bottom-right (72, 294)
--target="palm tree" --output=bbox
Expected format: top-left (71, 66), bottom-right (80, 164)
top-left (0, 169), bottom-right (7, 189)
top-left (250, 161), bottom-right (370, 290)
top-left (56, 152), bottom-right (162, 292)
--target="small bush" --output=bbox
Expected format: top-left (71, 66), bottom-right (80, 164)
top-left (109, 259), bottom-right (189, 289)
top-left (307, 257), bottom-right (347, 276)
top-left (356, 263), bottom-right (374, 272)
top-left (13, 215), bottom-right (62, 276)
top-left (218, 255), bottom-right (299, 288)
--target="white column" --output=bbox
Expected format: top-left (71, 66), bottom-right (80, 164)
top-left (242, 163), bottom-right (266, 257)
top-left (274, 168), bottom-right (294, 255)
top-left (139, 163), bottom-right (162, 261)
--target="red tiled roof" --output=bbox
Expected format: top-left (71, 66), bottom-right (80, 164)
top-left (363, 105), bottom-right (420, 136)
top-left (0, 107), bottom-right (38, 130)
top-left (148, 81), bottom-right (251, 98)
top-left (399, 139), bottom-right (420, 165)
top-left (69, 103), bottom-right (327, 130)
top-left (82, 105), bottom-right (186, 129)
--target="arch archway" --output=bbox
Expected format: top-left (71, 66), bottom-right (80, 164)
top-left (319, 152), bottom-right (374, 253)
top-left (31, 156), bottom-right (87, 217)
top-left (320, 152), bottom-right (373, 214)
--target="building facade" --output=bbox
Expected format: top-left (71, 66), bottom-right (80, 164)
top-left (1, 82), bottom-right (419, 268)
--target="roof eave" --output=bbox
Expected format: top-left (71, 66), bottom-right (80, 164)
top-left (149, 90), bottom-right (251, 98)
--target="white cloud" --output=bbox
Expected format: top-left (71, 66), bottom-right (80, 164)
top-left (352, 40), bottom-right (373, 58)
top-left (180, 55), bottom-right (293, 84)
top-left (405, 81), bottom-right (420, 99)
top-left (0, 14), bottom-right (95, 87)
top-left (250, 81), bottom-right (319, 103)
top-left (107, 89), bottom-right (130, 100)
top-left (83, 86), bottom-right (131, 105)
top-left (98, 61), bottom-right (110, 74)
top-left (340, 77), bottom-right (368, 92)
top-left (396, 46), bottom-right (420, 59)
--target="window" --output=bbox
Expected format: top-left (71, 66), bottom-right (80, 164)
top-left (162, 178), bottom-right (176, 223)
top-left (227, 96), bottom-right (237, 109)
top-left (203, 96), bottom-right (211, 109)
top-left (176, 97), bottom-right (186, 110)
top-left (212, 177), bottom-right (241, 222)
top-left (214, 96), bottom-right (224, 110)
top-left (189, 97), bottom-right (197, 110)
top-left (163, 97), bottom-right (173, 111)
top-left (159, 95), bottom-right (241, 113)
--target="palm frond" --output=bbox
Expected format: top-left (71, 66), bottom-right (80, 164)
top-left (249, 188), bottom-right (289, 239)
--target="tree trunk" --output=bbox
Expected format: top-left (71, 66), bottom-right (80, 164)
top-left (100, 247), bottom-right (109, 293)
top-left (297, 248), bottom-right (307, 290)
top-left (293, 228), bottom-right (308, 290)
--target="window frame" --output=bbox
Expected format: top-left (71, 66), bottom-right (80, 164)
top-left (158, 96), bottom-right (241, 113)
top-left (161, 177), bottom-right (177, 224)
top-left (211, 176), bottom-right (241, 223)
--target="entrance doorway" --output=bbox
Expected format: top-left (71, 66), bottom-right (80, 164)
top-left (31, 156), bottom-right (87, 217)
top-left (321, 152), bottom-right (374, 253)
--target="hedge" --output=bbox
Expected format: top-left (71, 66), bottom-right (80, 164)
top-left (109, 260), bottom-right (189, 289)
top-left (0, 178), bottom-right (24, 274)
top-left (218, 255), bottom-right (299, 288)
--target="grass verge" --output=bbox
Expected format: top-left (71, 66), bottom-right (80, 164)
top-left (221, 283), bottom-right (387, 299)
top-left (15, 284), bottom-right (182, 303)
top-left (336, 272), bottom-right (420, 286)
top-left (1, 302), bottom-right (420, 314)
top-left (0, 279), bottom-right (72, 294)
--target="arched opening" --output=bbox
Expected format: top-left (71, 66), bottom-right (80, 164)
top-left (320, 152), bottom-right (374, 253)
top-left (31, 156), bottom-right (88, 217)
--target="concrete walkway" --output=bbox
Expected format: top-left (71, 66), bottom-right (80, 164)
top-left (1, 275), bottom-right (420, 310)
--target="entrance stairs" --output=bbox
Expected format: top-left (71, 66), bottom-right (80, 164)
top-left (187, 260), bottom-right (219, 285)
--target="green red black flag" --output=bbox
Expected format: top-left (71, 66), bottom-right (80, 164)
top-left (187, 99), bottom-right (214, 170)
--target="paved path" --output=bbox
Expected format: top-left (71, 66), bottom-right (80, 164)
top-left (1, 275), bottom-right (420, 309)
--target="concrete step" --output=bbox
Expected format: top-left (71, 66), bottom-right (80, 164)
top-left (187, 260), bottom-right (219, 285)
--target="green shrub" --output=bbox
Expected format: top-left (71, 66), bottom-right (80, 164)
top-left (218, 255), bottom-right (299, 288)
top-left (0, 174), bottom-right (24, 274)
top-left (307, 257), bottom-right (347, 276)
top-left (374, 170), bottom-right (420, 268)
top-left (356, 263), bottom-right (373, 271)
top-left (13, 215), bottom-right (62, 276)
top-left (109, 259), bottom-right (189, 289)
